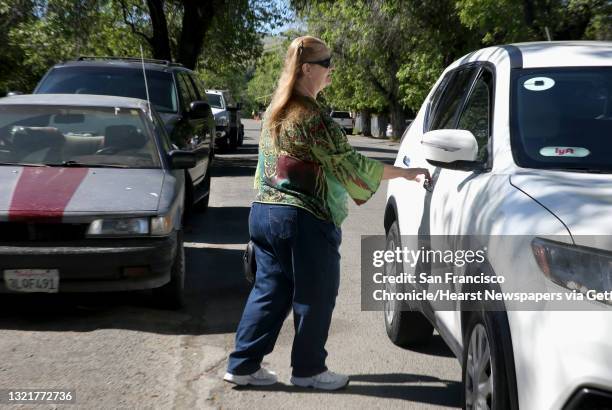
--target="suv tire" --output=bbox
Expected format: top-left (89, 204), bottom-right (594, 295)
top-left (383, 220), bottom-right (434, 347)
top-left (462, 310), bottom-right (517, 410)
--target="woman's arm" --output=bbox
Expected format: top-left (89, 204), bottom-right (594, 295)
top-left (382, 163), bottom-right (431, 183)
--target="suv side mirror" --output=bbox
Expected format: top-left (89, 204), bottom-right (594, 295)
top-left (168, 150), bottom-right (196, 169)
top-left (189, 101), bottom-right (211, 119)
top-left (422, 129), bottom-right (482, 170)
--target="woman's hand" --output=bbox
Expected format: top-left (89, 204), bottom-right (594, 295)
top-left (382, 164), bottom-right (431, 184)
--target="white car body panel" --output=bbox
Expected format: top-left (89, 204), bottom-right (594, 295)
top-left (386, 41), bottom-right (612, 410)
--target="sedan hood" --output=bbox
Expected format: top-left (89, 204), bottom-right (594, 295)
top-left (0, 166), bottom-right (164, 221)
top-left (510, 170), bottom-right (612, 249)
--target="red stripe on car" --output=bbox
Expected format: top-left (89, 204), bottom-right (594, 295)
top-left (9, 167), bottom-right (89, 222)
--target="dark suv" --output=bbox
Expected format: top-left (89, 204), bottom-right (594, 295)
top-left (34, 56), bottom-right (215, 211)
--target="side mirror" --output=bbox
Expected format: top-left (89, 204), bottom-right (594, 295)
top-left (189, 101), bottom-right (211, 119)
top-left (168, 150), bottom-right (196, 169)
top-left (422, 129), bottom-right (481, 170)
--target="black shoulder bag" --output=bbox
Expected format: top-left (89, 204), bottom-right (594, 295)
top-left (243, 240), bottom-right (256, 284)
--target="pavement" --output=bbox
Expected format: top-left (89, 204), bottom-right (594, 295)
top-left (0, 119), bottom-right (461, 409)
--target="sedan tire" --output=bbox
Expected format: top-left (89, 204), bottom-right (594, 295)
top-left (153, 230), bottom-right (185, 310)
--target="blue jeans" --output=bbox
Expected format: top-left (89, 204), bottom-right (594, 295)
top-left (227, 202), bottom-right (342, 377)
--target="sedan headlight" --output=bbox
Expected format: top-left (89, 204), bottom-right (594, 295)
top-left (150, 214), bottom-right (173, 236)
top-left (87, 218), bottom-right (149, 237)
top-left (532, 238), bottom-right (612, 297)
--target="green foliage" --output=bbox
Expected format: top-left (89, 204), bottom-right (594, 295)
top-left (5, 0), bottom-right (144, 93)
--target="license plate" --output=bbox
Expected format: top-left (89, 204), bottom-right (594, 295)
top-left (4, 269), bottom-right (59, 293)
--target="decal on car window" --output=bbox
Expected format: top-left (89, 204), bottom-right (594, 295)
top-left (539, 147), bottom-right (590, 157)
top-left (523, 77), bottom-right (555, 91)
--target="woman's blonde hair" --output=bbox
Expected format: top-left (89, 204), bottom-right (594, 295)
top-left (265, 36), bottom-right (329, 145)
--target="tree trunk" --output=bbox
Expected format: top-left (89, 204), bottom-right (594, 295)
top-left (360, 109), bottom-right (372, 137)
top-left (147, 0), bottom-right (172, 61)
top-left (389, 99), bottom-right (406, 140)
top-left (177, 0), bottom-right (219, 69)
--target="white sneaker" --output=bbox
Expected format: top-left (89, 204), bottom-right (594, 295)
top-left (223, 368), bottom-right (278, 386)
top-left (290, 370), bottom-right (349, 390)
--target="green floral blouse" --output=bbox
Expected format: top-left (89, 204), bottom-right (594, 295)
top-left (254, 96), bottom-right (384, 226)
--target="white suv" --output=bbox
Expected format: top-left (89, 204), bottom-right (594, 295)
top-left (205, 89), bottom-right (244, 149)
top-left (330, 110), bottom-right (353, 134)
top-left (383, 41), bottom-right (612, 410)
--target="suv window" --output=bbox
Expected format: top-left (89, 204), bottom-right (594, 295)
top-left (177, 72), bottom-right (198, 110)
top-left (331, 111), bottom-right (351, 119)
top-left (458, 69), bottom-right (494, 162)
top-left (206, 93), bottom-right (224, 109)
top-left (429, 67), bottom-right (479, 131)
top-left (151, 109), bottom-right (173, 153)
top-left (36, 66), bottom-right (178, 114)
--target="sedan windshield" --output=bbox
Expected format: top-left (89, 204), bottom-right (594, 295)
top-left (0, 105), bottom-right (161, 168)
top-left (36, 67), bottom-right (178, 114)
top-left (512, 67), bottom-right (612, 173)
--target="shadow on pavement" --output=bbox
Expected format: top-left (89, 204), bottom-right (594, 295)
top-left (352, 145), bottom-right (399, 155)
top-left (212, 155), bottom-right (258, 177)
top-left (185, 206), bottom-right (250, 245)
top-left (0, 206), bottom-right (253, 336)
top-left (408, 334), bottom-right (456, 358)
top-left (231, 374), bottom-right (461, 407)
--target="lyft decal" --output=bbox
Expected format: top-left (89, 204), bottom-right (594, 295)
top-left (524, 77), bottom-right (555, 91)
top-left (539, 147), bottom-right (590, 157)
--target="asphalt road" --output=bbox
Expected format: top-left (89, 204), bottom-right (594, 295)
top-left (0, 119), bottom-right (461, 409)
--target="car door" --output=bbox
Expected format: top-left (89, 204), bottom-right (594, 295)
top-left (175, 71), bottom-right (208, 187)
top-left (426, 65), bottom-right (496, 343)
top-left (190, 76), bottom-right (215, 154)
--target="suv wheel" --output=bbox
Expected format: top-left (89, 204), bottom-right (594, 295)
top-left (383, 220), bottom-right (433, 347)
top-left (462, 310), bottom-right (516, 410)
top-left (153, 230), bottom-right (185, 310)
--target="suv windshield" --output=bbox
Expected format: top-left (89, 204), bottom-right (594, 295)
top-left (331, 111), bottom-right (351, 119)
top-left (36, 66), bottom-right (178, 114)
top-left (206, 93), bottom-right (224, 109)
top-left (0, 105), bottom-right (160, 168)
top-left (512, 67), bottom-right (612, 173)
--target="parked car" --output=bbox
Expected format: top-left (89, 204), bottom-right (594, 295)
top-left (205, 89), bottom-right (244, 149)
top-left (0, 94), bottom-right (195, 308)
top-left (33, 56), bottom-right (214, 212)
top-left (330, 110), bottom-right (353, 134)
top-left (383, 41), bottom-right (612, 410)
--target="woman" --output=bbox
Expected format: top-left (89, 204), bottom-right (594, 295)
top-left (224, 36), bottom-right (430, 390)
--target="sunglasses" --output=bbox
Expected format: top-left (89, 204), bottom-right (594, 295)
top-left (305, 57), bottom-right (332, 68)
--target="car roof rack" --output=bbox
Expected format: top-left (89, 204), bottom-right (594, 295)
top-left (75, 56), bottom-right (184, 67)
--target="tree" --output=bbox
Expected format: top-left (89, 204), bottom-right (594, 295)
top-left (303, 0), bottom-right (450, 138)
top-left (7, 0), bottom-right (144, 93)
top-left (117, 0), bottom-right (289, 69)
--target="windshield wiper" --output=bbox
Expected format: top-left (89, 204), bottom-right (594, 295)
top-left (50, 160), bottom-right (130, 168)
top-left (0, 162), bottom-right (49, 167)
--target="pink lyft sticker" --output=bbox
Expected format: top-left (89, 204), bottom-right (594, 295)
top-left (539, 147), bottom-right (590, 157)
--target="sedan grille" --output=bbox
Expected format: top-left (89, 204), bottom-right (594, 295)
top-left (0, 222), bottom-right (89, 242)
